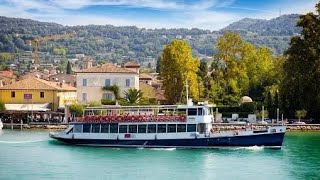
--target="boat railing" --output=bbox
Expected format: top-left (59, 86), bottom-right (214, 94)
top-left (74, 114), bottom-right (187, 123)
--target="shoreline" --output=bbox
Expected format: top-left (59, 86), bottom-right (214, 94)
top-left (2, 123), bottom-right (320, 132)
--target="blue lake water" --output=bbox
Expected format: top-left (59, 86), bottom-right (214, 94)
top-left (0, 130), bottom-right (319, 180)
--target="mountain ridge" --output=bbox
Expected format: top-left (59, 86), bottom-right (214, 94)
top-left (0, 14), bottom-right (301, 61)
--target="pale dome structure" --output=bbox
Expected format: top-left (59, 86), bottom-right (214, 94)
top-left (239, 96), bottom-right (253, 104)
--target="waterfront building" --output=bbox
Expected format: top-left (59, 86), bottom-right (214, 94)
top-left (76, 63), bottom-right (139, 103)
top-left (0, 77), bottom-right (77, 111)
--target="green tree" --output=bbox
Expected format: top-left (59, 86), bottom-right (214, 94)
top-left (124, 88), bottom-right (144, 105)
top-left (0, 101), bottom-right (6, 112)
top-left (280, 2), bottom-right (320, 120)
top-left (212, 32), bottom-right (249, 105)
top-left (156, 57), bottom-right (161, 74)
top-left (295, 109), bottom-right (307, 122)
top-left (69, 102), bottom-right (85, 117)
top-left (102, 85), bottom-right (120, 100)
top-left (160, 40), bottom-right (200, 104)
top-left (66, 61), bottom-right (72, 74)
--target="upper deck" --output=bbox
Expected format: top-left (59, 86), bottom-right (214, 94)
top-left (79, 104), bottom-right (216, 124)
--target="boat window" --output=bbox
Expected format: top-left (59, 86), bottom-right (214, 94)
top-left (74, 124), bottom-right (82, 133)
top-left (197, 108), bottom-right (203, 115)
top-left (92, 124), bottom-right (101, 133)
top-left (167, 124), bottom-right (176, 133)
top-left (187, 108), bottom-right (197, 116)
top-left (187, 124), bottom-right (196, 132)
top-left (203, 108), bottom-right (208, 115)
top-left (119, 125), bottom-right (128, 133)
top-left (177, 124), bottom-right (186, 132)
top-left (110, 123), bottom-right (118, 133)
top-left (157, 124), bottom-right (166, 133)
top-left (101, 124), bottom-right (109, 133)
top-left (138, 125), bottom-right (147, 133)
top-left (129, 125), bottom-right (138, 133)
top-left (147, 124), bottom-right (156, 133)
top-left (83, 124), bottom-right (91, 133)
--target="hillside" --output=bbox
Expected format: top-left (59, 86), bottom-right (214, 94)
top-left (222, 14), bottom-right (301, 36)
top-left (0, 14), bottom-right (301, 63)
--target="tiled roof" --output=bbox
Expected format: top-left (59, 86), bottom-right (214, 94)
top-left (76, 63), bottom-right (136, 74)
top-left (48, 74), bottom-right (76, 85)
top-left (0, 77), bottom-right (76, 91)
top-left (0, 70), bottom-right (14, 76)
top-left (139, 73), bottom-right (153, 80)
top-left (20, 71), bottom-right (49, 80)
top-left (124, 61), bottom-right (140, 67)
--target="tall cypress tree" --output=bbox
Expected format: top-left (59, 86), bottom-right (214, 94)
top-left (66, 61), bottom-right (72, 74)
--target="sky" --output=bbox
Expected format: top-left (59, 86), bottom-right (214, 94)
top-left (0, 0), bottom-right (318, 30)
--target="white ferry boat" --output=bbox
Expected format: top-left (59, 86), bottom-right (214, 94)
top-left (50, 101), bottom-right (286, 149)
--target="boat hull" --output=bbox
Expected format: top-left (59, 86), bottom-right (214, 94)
top-left (51, 132), bottom-right (285, 148)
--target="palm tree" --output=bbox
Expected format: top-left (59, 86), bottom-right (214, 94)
top-left (295, 109), bottom-right (307, 122)
top-left (124, 89), bottom-right (144, 104)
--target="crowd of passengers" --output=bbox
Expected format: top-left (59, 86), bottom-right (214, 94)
top-left (0, 114), bottom-right (64, 124)
top-left (75, 114), bottom-right (187, 123)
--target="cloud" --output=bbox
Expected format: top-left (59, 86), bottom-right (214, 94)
top-left (0, 0), bottom-right (318, 30)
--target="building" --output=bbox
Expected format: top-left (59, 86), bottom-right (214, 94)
top-left (124, 61), bottom-right (140, 74)
top-left (0, 71), bottom-right (16, 87)
top-left (0, 77), bottom-right (77, 111)
top-left (48, 73), bottom-right (76, 87)
top-left (76, 63), bottom-right (139, 103)
top-left (139, 73), bottom-right (153, 85)
top-left (20, 70), bottom-right (50, 80)
top-left (81, 56), bottom-right (94, 70)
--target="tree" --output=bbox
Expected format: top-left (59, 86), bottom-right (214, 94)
top-left (66, 61), bottom-right (72, 74)
top-left (156, 56), bottom-right (161, 74)
top-left (280, 2), bottom-right (320, 120)
top-left (69, 102), bottom-right (85, 117)
top-left (102, 85), bottom-right (120, 100)
top-left (124, 88), bottom-right (144, 104)
top-left (211, 32), bottom-right (282, 105)
top-left (160, 40), bottom-right (200, 104)
top-left (0, 101), bottom-right (6, 112)
top-left (211, 32), bottom-right (249, 105)
top-left (295, 109), bottom-right (307, 122)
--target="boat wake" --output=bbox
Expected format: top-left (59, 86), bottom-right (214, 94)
top-left (233, 146), bottom-right (264, 151)
top-left (150, 148), bottom-right (176, 151)
top-left (137, 147), bottom-right (177, 151)
top-left (0, 139), bottom-right (47, 144)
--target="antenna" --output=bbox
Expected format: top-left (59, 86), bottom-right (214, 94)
top-left (279, 8), bottom-right (282, 16)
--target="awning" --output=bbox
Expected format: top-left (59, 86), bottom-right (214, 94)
top-left (5, 103), bottom-right (51, 112)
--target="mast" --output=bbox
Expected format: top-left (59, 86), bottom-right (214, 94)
top-left (262, 106), bottom-right (264, 122)
top-left (186, 78), bottom-right (189, 103)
